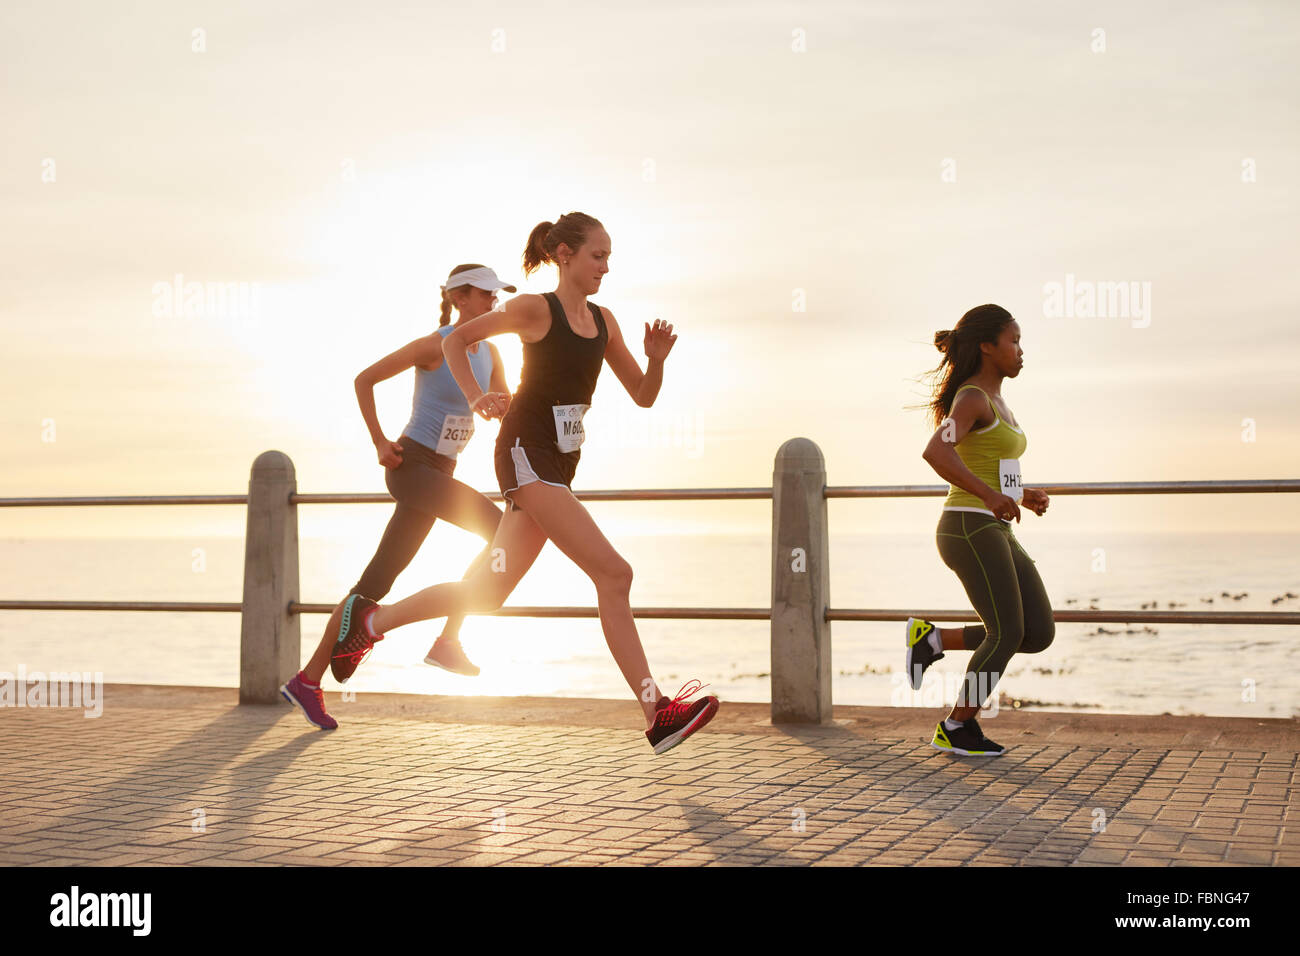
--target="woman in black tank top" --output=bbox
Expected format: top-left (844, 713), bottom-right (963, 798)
top-left (492, 290), bottom-right (608, 504)
top-left (337, 212), bottom-right (721, 755)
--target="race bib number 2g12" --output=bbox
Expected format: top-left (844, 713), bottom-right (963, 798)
top-left (435, 414), bottom-right (475, 457)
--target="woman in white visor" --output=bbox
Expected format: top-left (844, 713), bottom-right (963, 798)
top-left (280, 264), bottom-right (517, 730)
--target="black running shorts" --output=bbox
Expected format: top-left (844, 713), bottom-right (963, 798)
top-left (495, 435), bottom-right (578, 512)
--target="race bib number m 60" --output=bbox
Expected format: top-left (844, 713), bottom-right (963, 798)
top-left (553, 404), bottom-right (589, 453)
top-left (435, 414), bottom-right (475, 457)
top-left (999, 458), bottom-right (1023, 503)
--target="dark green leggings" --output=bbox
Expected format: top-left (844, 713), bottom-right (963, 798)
top-left (936, 511), bottom-right (1055, 708)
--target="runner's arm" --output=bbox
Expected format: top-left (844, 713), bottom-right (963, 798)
top-left (922, 389), bottom-right (1015, 515)
top-left (354, 336), bottom-right (442, 447)
top-left (601, 307), bottom-right (673, 407)
top-left (486, 342), bottom-right (512, 416)
top-left (443, 295), bottom-right (546, 411)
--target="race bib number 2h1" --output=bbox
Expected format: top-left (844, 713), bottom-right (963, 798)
top-left (435, 414), bottom-right (475, 457)
top-left (553, 404), bottom-right (589, 453)
top-left (999, 458), bottom-right (1023, 504)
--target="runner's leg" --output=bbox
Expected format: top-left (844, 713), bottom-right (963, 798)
top-left (423, 471), bottom-right (507, 643)
top-left (370, 504), bottom-right (547, 633)
top-left (507, 480), bottom-right (661, 729)
top-left (936, 512), bottom-right (1026, 721)
top-left (302, 459), bottom-right (500, 683)
top-left (942, 535), bottom-right (1052, 653)
top-left (1010, 533), bottom-right (1055, 654)
top-left (302, 500), bottom-right (434, 683)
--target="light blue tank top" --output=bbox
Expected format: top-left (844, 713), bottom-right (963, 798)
top-left (402, 325), bottom-right (495, 459)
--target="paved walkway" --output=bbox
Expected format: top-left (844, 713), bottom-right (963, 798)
top-left (1, 685), bottom-right (1296, 866)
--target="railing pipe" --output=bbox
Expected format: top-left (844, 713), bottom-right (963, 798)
top-left (4, 457), bottom-right (1297, 717)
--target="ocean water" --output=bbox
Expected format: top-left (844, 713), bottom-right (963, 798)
top-left (0, 530), bottom-right (1296, 718)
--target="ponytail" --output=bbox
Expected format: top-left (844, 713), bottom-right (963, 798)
top-left (522, 221), bottom-right (555, 276)
top-left (924, 305), bottom-right (1014, 428)
top-left (521, 212), bottom-right (603, 276)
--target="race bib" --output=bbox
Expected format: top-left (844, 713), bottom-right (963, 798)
top-left (553, 404), bottom-right (589, 453)
top-left (435, 414), bottom-right (475, 457)
top-left (999, 458), bottom-right (1023, 503)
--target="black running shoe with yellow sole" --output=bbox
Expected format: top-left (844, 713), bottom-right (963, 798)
top-left (931, 717), bottom-right (1005, 756)
top-left (905, 617), bottom-right (944, 690)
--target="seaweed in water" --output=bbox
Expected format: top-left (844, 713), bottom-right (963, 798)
top-left (1000, 694), bottom-right (1102, 710)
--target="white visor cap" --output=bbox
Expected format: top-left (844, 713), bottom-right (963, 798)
top-left (442, 266), bottom-right (517, 294)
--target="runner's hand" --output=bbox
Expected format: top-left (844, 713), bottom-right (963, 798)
top-left (984, 492), bottom-right (1022, 523)
top-left (1022, 488), bottom-right (1049, 516)
top-left (376, 438), bottom-right (403, 469)
top-left (644, 319), bottom-right (677, 361)
top-left (472, 391), bottom-right (511, 421)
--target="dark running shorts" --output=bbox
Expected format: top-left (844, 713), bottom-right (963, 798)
top-left (494, 436), bottom-right (578, 512)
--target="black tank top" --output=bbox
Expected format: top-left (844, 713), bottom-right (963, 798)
top-left (500, 292), bottom-right (609, 456)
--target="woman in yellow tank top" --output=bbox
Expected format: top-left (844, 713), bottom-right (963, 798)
top-left (905, 304), bottom-right (1056, 756)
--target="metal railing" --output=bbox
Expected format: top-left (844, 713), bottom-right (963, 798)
top-left (3, 441), bottom-right (1298, 719)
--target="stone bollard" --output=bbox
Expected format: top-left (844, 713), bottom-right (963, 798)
top-left (770, 437), bottom-right (832, 724)
top-left (240, 451), bottom-right (301, 704)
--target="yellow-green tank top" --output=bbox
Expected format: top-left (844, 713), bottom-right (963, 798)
top-left (942, 384), bottom-right (1027, 516)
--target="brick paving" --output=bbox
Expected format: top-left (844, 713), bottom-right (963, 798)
top-left (0, 685), bottom-right (1296, 866)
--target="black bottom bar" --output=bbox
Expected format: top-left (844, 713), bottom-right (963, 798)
top-left (7, 864), bottom-right (1283, 941)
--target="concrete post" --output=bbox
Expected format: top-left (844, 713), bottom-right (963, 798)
top-left (240, 451), bottom-right (301, 704)
top-left (771, 437), bottom-right (832, 724)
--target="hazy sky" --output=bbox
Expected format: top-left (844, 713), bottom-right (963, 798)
top-left (4, 0), bottom-right (1298, 540)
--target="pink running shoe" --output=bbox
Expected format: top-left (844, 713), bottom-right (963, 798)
top-left (280, 673), bottom-right (338, 730)
top-left (646, 679), bottom-right (719, 754)
top-left (424, 634), bottom-right (480, 677)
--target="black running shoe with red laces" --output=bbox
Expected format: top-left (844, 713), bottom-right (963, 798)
top-left (646, 679), bottom-right (719, 754)
top-left (329, 593), bottom-right (382, 683)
